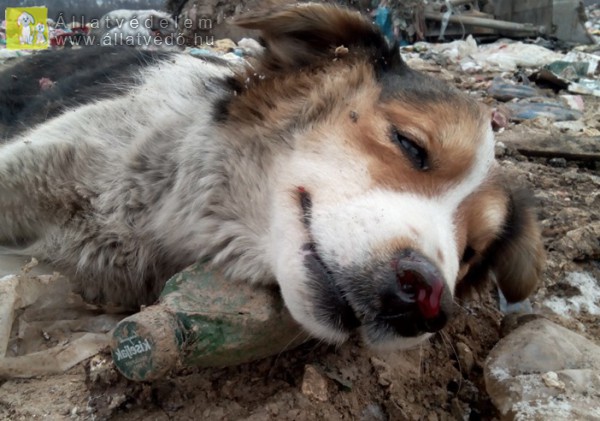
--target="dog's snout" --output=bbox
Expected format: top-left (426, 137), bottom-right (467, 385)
top-left (395, 250), bottom-right (445, 320)
top-left (379, 250), bottom-right (452, 335)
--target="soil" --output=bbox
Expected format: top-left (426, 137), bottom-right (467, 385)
top-left (1, 57), bottom-right (599, 421)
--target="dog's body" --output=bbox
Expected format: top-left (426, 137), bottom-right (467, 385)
top-left (17, 12), bottom-right (35, 45)
top-left (35, 23), bottom-right (46, 44)
top-left (0, 4), bottom-right (544, 349)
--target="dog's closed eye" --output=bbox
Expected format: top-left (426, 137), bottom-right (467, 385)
top-left (391, 129), bottom-right (429, 171)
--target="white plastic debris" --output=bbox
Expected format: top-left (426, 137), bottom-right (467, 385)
top-left (544, 272), bottom-right (600, 316)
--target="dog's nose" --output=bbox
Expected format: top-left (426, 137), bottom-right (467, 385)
top-left (379, 250), bottom-right (452, 335)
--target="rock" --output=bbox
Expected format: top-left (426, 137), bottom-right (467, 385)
top-left (485, 318), bottom-right (600, 420)
top-left (301, 365), bottom-right (329, 402)
top-left (495, 141), bottom-right (508, 157)
top-left (553, 222), bottom-right (600, 261)
top-left (500, 313), bottom-right (543, 337)
top-left (456, 342), bottom-right (475, 374)
top-left (370, 357), bottom-right (393, 387)
top-left (547, 157), bottom-right (567, 168)
top-left (360, 404), bottom-right (387, 421)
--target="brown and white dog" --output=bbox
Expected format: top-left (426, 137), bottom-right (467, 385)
top-left (0, 4), bottom-right (544, 349)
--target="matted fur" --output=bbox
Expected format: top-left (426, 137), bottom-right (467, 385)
top-left (0, 4), bottom-right (544, 348)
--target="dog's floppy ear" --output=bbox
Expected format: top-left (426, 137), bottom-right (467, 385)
top-left (460, 188), bottom-right (545, 303)
top-left (235, 3), bottom-right (403, 73)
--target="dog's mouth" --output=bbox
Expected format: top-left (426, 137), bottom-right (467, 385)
top-left (298, 187), bottom-right (360, 332)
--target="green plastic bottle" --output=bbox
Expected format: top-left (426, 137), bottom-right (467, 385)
top-left (111, 263), bottom-right (306, 381)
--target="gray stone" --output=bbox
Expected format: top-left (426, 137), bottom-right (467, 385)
top-left (301, 364), bottom-right (329, 402)
top-left (485, 318), bottom-right (600, 420)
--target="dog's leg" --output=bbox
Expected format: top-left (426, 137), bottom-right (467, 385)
top-left (0, 136), bottom-right (97, 247)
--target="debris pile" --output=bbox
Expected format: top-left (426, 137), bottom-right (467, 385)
top-left (0, 1), bottom-right (599, 419)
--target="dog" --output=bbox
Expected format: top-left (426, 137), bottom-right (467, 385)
top-left (17, 12), bottom-right (35, 45)
top-left (0, 4), bottom-right (544, 349)
top-left (35, 23), bottom-right (46, 45)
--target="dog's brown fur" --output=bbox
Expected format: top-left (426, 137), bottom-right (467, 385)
top-left (0, 4), bottom-right (544, 346)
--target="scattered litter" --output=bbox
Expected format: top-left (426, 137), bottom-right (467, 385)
top-left (488, 77), bottom-right (540, 101)
top-left (505, 101), bottom-right (582, 122)
top-left (0, 333), bottom-right (111, 378)
top-left (237, 37), bottom-right (264, 56)
top-left (427, 37), bottom-right (565, 72)
top-left (188, 48), bottom-right (213, 57)
top-left (544, 272), bottom-right (600, 316)
top-left (0, 256), bottom-right (122, 378)
top-left (498, 289), bottom-right (533, 314)
top-left (559, 95), bottom-right (585, 112)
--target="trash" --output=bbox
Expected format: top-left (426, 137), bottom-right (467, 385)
top-left (567, 79), bottom-right (600, 97)
top-left (498, 289), bottom-right (533, 314)
top-left (214, 38), bottom-right (236, 52)
top-left (0, 256), bottom-right (122, 378)
top-left (0, 333), bottom-right (111, 378)
top-left (428, 37), bottom-right (565, 72)
top-left (237, 37), bottom-right (264, 56)
top-left (488, 77), bottom-right (540, 101)
top-left (474, 41), bottom-right (564, 72)
top-left (559, 94), bottom-right (585, 112)
top-left (373, 4), bottom-right (395, 44)
top-left (505, 101), bottom-right (582, 122)
top-left (111, 262), bottom-right (305, 381)
top-left (553, 120), bottom-right (586, 132)
top-left (485, 318), bottom-right (600, 419)
top-left (188, 48), bottom-right (213, 57)
top-left (544, 272), bottom-right (600, 317)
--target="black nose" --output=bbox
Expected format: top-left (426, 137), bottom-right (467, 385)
top-left (378, 250), bottom-right (452, 336)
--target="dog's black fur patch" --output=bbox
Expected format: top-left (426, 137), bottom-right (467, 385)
top-left (0, 47), bottom-right (174, 140)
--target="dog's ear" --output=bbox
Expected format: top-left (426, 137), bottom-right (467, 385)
top-left (460, 188), bottom-right (545, 303)
top-left (235, 3), bottom-right (403, 73)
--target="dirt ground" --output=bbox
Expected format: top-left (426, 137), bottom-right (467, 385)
top-left (0, 58), bottom-right (599, 421)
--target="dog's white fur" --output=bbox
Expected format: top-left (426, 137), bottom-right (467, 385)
top-left (17, 12), bottom-right (35, 45)
top-left (35, 23), bottom-right (46, 44)
top-left (0, 4), bottom-right (543, 350)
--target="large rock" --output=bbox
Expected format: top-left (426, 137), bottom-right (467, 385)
top-left (485, 318), bottom-right (600, 420)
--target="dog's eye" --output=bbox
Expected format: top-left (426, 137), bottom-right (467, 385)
top-left (462, 246), bottom-right (476, 264)
top-left (392, 129), bottom-right (429, 170)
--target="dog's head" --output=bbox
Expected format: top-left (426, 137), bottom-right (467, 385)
top-left (36, 23), bottom-right (45, 32)
top-left (18, 12), bottom-right (34, 27)
top-left (231, 4), bottom-right (544, 349)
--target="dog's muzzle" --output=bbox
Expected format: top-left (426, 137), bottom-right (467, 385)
top-left (376, 249), bottom-right (452, 336)
top-left (298, 188), bottom-right (453, 343)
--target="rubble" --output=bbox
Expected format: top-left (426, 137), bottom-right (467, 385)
top-left (0, 0), bottom-right (599, 418)
top-left (485, 318), bottom-right (600, 420)
top-left (301, 364), bottom-right (330, 402)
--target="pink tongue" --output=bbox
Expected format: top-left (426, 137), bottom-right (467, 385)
top-left (416, 282), bottom-right (443, 319)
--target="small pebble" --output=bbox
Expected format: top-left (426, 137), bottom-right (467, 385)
top-left (301, 365), bottom-right (329, 402)
top-left (548, 157), bottom-right (567, 168)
